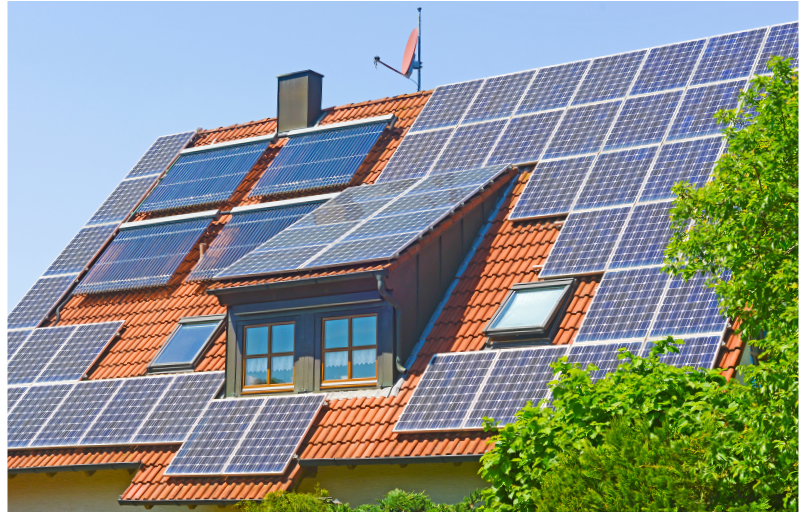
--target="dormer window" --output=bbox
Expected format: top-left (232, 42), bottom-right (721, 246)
top-left (322, 315), bottom-right (378, 388)
top-left (243, 322), bottom-right (295, 392)
top-left (149, 315), bottom-right (224, 373)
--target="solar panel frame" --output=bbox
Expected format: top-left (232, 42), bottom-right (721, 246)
top-left (542, 101), bottom-right (622, 159)
top-left (609, 201), bottom-right (678, 270)
top-left (377, 128), bottom-right (455, 182)
top-left (573, 146), bottom-right (658, 211)
top-left (603, 91), bottom-right (682, 150)
top-left (485, 111), bottom-right (563, 166)
top-left (7, 274), bottom-right (77, 330)
top-left (639, 137), bottom-right (724, 202)
top-left (755, 22), bottom-right (798, 74)
top-left (643, 334), bottom-right (724, 369)
top-left (7, 383), bottom-right (75, 449)
top-left (692, 28), bottom-right (767, 85)
top-left (36, 321), bottom-right (124, 383)
top-left (567, 341), bottom-right (644, 382)
top-left (630, 39), bottom-right (707, 95)
top-left (667, 80), bottom-right (746, 141)
top-left (509, 156), bottom-right (596, 220)
top-left (572, 50), bottom-right (648, 105)
top-left (409, 80), bottom-right (484, 133)
top-left (650, 273), bottom-right (728, 338)
top-left (515, 60), bottom-right (590, 114)
top-left (462, 70), bottom-right (537, 124)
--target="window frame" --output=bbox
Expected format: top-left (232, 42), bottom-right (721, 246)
top-left (242, 321), bottom-right (296, 393)
top-left (147, 314), bottom-right (225, 374)
top-left (321, 313), bottom-right (379, 389)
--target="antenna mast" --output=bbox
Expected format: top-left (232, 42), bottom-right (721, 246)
top-left (373, 8), bottom-right (423, 91)
top-left (416, 7), bottom-right (422, 91)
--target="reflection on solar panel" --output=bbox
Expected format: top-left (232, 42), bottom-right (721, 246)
top-left (572, 51), bottom-right (647, 105)
top-left (567, 342), bottom-right (642, 382)
top-left (509, 156), bottom-right (595, 219)
top-left (394, 352), bottom-right (496, 432)
top-left (378, 128), bottom-right (454, 182)
top-left (43, 224), bottom-right (117, 277)
top-left (609, 202), bottom-right (676, 270)
top-left (756, 22), bottom-right (798, 74)
top-left (639, 137), bottom-right (723, 202)
top-left (692, 28), bottom-right (766, 85)
top-left (542, 101), bottom-right (621, 159)
top-left (138, 141), bottom-right (269, 214)
top-left (8, 386), bottom-right (27, 414)
top-left (576, 267), bottom-right (670, 343)
top-left (250, 123), bottom-right (386, 198)
top-left (515, 61), bottom-right (590, 114)
top-left (540, 207), bottom-right (631, 277)
top-left (7, 275), bottom-right (76, 330)
top-left (126, 132), bottom-right (196, 178)
top-left (651, 273), bottom-right (727, 337)
top-left (432, 119), bottom-right (507, 173)
top-left (7, 330), bottom-right (31, 360)
top-left (410, 80), bottom-right (484, 132)
top-left (75, 216), bottom-right (214, 295)
top-left (631, 40), bottom-right (707, 95)
top-left (667, 80), bottom-right (745, 141)
top-left (486, 111), bottom-right (563, 166)
top-left (224, 394), bottom-right (325, 474)
top-left (574, 146), bottom-right (657, 210)
top-left (86, 176), bottom-right (160, 226)
top-left (464, 346), bottom-right (567, 429)
top-left (188, 203), bottom-right (322, 281)
top-left (37, 321), bottom-right (123, 383)
top-left (604, 91), bottom-right (681, 150)
top-left (462, 71), bottom-right (536, 124)
top-left (7, 326), bottom-right (76, 385)
top-left (644, 335), bottom-right (722, 369)
top-left (8, 383), bottom-right (74, 449)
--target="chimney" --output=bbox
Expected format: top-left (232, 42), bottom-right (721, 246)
top-left (277, 70), bottom-right (324, 133)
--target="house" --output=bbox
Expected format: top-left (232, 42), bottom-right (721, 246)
top-left (7, 22), bottom-right (798, 511)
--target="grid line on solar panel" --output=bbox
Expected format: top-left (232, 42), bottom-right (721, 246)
top-left (573, 146), bottom-right (658, 210)
top-left (567, 342), bottom-right (644, 382)
top-left (603, 91), bottom-right (682, 150)
top-left (643, 335), bottom-right (723, 369)
top-left (8, 383), bottom-right (74, 449)
top-left (515, 61), bottom-right (591, 114)
top-left (755, 22), bottom-right (798, 74)
top-left (540, 207), bottom-right (631, 277)
top-left (7, 329), bottom-right (32, 361)
top-left (667, 79), bottom-right (751, 143)
top-left (409, 80), bottom-right (484, 133)
top-left (650, 273), bottom-right (728, 338)
top-left (7, 274), bottom-right (77, 330)
top-left (630, 39), bottom-right (707, 95)
top-left (542, 101), bottom-right (622, 159)
top-left (7, 325), bottom-right (77, 385)
top-left (639, 137), bottom-right (724, 202)
top-left (431, 120), bottom-right (508, 173)
top-left (572, 51), bottom-right (648, 105)
top-left (692, 28), bottom-right (767, 85)
top-left (8, 386), bottom-right (29, 415)
top-left (485, 111), bottom-right (563, 166)
top-left (377, 128), bottom-right (455, 182)
top-left (609, 202), bottom-right (677, 270)
top-left (126, 132), bottom-right (196, 178)
top-left (86, 175), bottom-right (160, 226)
top-left (462, 70), bottom-right (537, 124)
top-left (42, 224), bottom-right (117, 277)
top-left (509, 156), bottom-right (595, 220)
top-left (37, 321), bottom-right (124, 383)
top-left (575, 267), bottom-right (671, 343)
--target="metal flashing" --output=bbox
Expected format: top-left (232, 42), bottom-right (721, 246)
top-left (280, 114), bottom-right (394, 138)
top-left (180, 133), bottom-right (276, 154)
top-left (119, 210), bottom-right (220, 230)
top-left (229, 193), bottom-right (339, 214)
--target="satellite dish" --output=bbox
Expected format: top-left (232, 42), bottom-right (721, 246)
top-left (401, 28), bottom-right (419, 77)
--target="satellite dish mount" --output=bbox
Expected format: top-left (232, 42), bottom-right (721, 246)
top-left (374, 8), bottom-right (423, 91)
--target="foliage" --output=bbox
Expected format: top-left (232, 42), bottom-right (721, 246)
top-left (236, 484), bottom-right (334, 512)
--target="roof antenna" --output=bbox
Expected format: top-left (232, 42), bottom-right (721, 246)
top-left (374, 7), bottom-right (422, 91)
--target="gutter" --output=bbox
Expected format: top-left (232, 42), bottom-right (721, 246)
top-left (376, 272), bottom-right (406, 373)
top-left (118, 498), bottom-right (240, 508)
top-left (9, 462), bottom-right (140, 476)
top-left (207, 269), bottom-right (384, 296)
top-left (299, 454), bottom-right (483, 467)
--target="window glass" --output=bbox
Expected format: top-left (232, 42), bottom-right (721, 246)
top-left (272, 324), bottom-right (294, 353)
top-left (245, 326), bottom-right (270, 355)
top-left (490, 286), bottom-right (567, 329)
top-left (324, 319), bottom-right (349, 349)
top-left (243, 322), bottom-right (295, 389)
top-left (245, 357), bottom-right (269, 386)
top-left (152, 321), bottom-right (220, 367)
top-left (324, 351), bottom-right (349, 380)
top-left (322, 314), bottom-right (378, 383)
top-left (271, 356), bottom-right (294, 384)
top-left (352, 316), bottom-right (377, 347)
top-left (352, 348), bottom-right (377, 379)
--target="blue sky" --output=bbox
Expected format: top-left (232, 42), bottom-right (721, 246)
top-left (7, 1), bottom-right (798, 309)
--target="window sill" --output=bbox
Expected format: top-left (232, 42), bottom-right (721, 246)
top-left (321, 378), bottom-right (377, 389)
top-left (242, 385), bottom-right (294, 394)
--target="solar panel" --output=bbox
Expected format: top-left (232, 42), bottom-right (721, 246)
top-left (224, 394), bottom-right (326, 474)
top-left (540, 207), bottom-right (631, 277)
top-left (574, 146), bottom-right (657, 210)
top-left (126, 131), bottom-right (196, 179)
top-left (509, 156), bottom-right (595, 219)
top-left (603, 91), bottom-right (682, 150)
top-left (7, 330), bottom-right (32, 360)
top-left (410, 80), bottom-right (484, 132)
top-left (7, 383), bottom-right (74, 449)
top-left (7, 274), bottom-right (76, 330)
top-left (432, 119), bottom-right (507, 173)
top-left (567, 342), bottom-right (643, 382)
top-left (639, 137), bottom-right (724, 202)
top-left (137, 141), bottom-right (269, 214)
top-left (249, 123), bottom-right (386, 198)
top-left (462, 71), bottom-right (536, 124)
top-left (542, 101), bottom-right (621, 159)
top-left (485, 111), bottom-right (563, 166)
top-left (8, 386), bottom-right (28, 414)
top-left (8, 325), bottom-right (76, 385)
top-left (378, 128), bottom-right (455, 182)
top-left (572, 51), bottom-right (647, 105)
top-left (756, 22), bottom-right (798, 74)
top-left (650, 273), bottom-right (727, 337)
top-left (394, 351), bottom-right (497, 432)
top-left (515, 61), bottom-right (590, 114)
top-left (74, 216), bottom-right (214, 295)
top-left (576, 267), bottom-right (670, 343)
top-left (37, 321), bottom-right (123, 383)
top-left (42, 224), bottom-right (118, 277)
top-left (667, 80), bottom-right (746, 141)
top-left (630, 40), bottom-right (707, 95)
top-left (85, 175), bottom-right (161, 226)
top-left (463, 346), bottom-right (567, 429)
top-left (643, 335), bottom-right (722, 369)
top-left (609, 202), bottom-right (676, 270)
top-left (692, 28), bottom-right (766, 85)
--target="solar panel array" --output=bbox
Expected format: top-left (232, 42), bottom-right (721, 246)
top-left (642, 335), bottom-right (724, 369)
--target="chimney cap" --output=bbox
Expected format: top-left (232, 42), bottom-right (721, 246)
top-left (277, 70), bottom-right (325, 80)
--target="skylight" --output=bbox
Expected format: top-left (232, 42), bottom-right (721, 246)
top-left (149, 316), bottom-right (224, 372)
top-left (484, 279), bottom-right (574, 344)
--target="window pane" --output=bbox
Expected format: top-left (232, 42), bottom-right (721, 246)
top-left (324, 319), bottom-right (349, 349)
top-left (272, 324), bottom-right (294, 354)
top-left (153, 322), bottom-right (219, 366)
top-left (490, 286), bottom-right (568, 329)
top-left (352, 316), bottom-right (377, 347)
top-left (245, 358), bottom-right (268, 386)
top-left (324, 351), bottom-right (349, 380)
top-left (270, 355), bottom-right (294, 384)
top-left (352, 348), bottom-right (377, 379)
top-left (245, 326), bottom-right (270, 355)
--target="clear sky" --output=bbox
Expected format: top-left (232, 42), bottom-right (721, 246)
top-left (7, 1), bottom-right (798, 310)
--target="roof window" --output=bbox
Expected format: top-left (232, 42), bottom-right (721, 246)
top-left (149, 315), bottom-right (224, 373)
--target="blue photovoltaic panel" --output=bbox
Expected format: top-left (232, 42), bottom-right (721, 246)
top-left (572, 51), bottom-right (647, 105)
top-left (567, 342), bottom-right (643, 382)
top-left (7, 326), bottom-right (76, 385)
top-left (574, 146), bottom-right (658, 210)
top-left (486, 111), bottom-right (563, 166)
top-left (7, 383), bottom-right (74, 449)
top-left (224, 394), bottom-right (326, 475)
top-left (126, 132), bottom-right (196, 178)
top-left (462, 70), bottom-right (536, 124)
top-left (515, 61), bottom-right (590, 114)
top-left (79, 375), bottom-right (174, 446)
top-left (609, 202), bottom-right (676, 270)
top-left (188, 202), bottom-right (321, 281)
top-left (7, 274), bottom-right (76, 330)
top-left (74, 217), bottom-right (213, 295)
top-left (378, 128), bottom-right (454, 182)
top-left (34, 379), bottom-right (121, 448)
top-left (432, 119), bottom-right (507, 173)
top-left (165, 398), bottom-right (264, 476)
top-left (540, 207), bottom-right (631, 277)
top-left (630, 40), bottom-right (707, 95)
top-left (394, 351), bottom-right (497, 432)
top-left (542, 101), bottom-right (621, 159)
top-left (86, 176), bottom-right (160, 226)
top-left (410, 80), bottom-right (484, 132)
top-left (650, 273), bottom-right (728, 337)
top-left (668, 80), bottom-right (746, 141)
top-left (250, 123), bottom-right (386, 198)
top-left (134, 371), bottom-right (224, 444)
top-left (42, 224), bottom-right (117, 277)
top-left (576, 267), bottom-right (671, 343)
top-left (692, 28), bottom-right (766, 85)
top-left (604, 91), bottom-right (682, 150)
top-left (138, 141), bottom-right (269, 213)
top-left (639, 137), bottom-right (724, 202)
top-left (643, 335), bottom-right (722, 369)
top-left (463, 346), bottom-right (568, 429)
top-left (8, 387), bottom-right (27, 414)
top-left (37, 321), bottom-right (123, 383)
top-left (756, 22), bottom-right (798, 74)
top-left (7, 330), bottom-right (32, 360)
top-left (509, 156), bottom-right (595, 219)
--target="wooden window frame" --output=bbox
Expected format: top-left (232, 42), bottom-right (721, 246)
top-left (321, 314), bottom-right (378, 388)
top-left (242, 321), bottom-right (295, 393)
